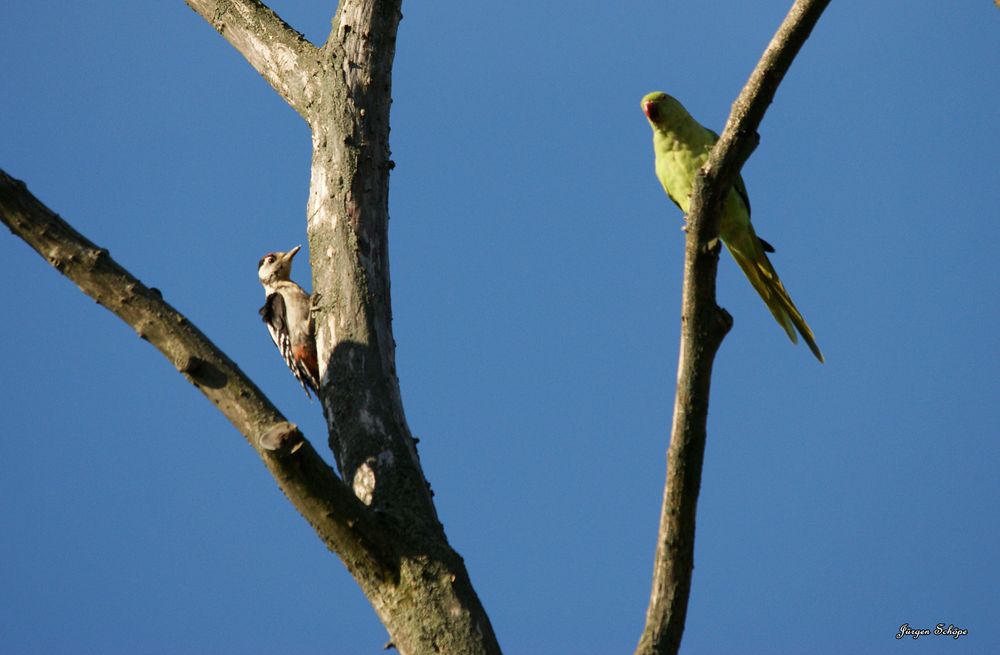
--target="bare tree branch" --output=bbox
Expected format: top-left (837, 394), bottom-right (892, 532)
top-left (635, 2), bottom-right (832, 654)
top-left (184, 0), bottom-right (320, 116)
top-left (0, 169), bottom-right (394, 583)
top-left (180, 1), bottom-right (504, 651)
top-left (297, 3), bottom-right (504, 651)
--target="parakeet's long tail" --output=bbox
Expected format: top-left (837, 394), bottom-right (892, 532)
top-left (722, 228), bottom-right (824, 363)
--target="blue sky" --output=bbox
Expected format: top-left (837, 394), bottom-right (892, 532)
top-left (2, 2), bottom-right (998, 654)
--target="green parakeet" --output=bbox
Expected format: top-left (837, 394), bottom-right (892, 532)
top-left (641, 91), bottom-right (823, 362)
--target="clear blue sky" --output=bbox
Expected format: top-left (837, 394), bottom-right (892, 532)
top-left (2, 2), bottom-right (998, 653)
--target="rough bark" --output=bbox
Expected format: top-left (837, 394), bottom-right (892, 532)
top-left (184, 0), bottom-right (320, 116)
top-left (6, 0), bottom-right (499, 652)
top-left (175, 1), bottom-right (500, 653)
top-left (634, 2), bottom-right (832, 655)
top-left (0, 170), bottom-right (392, 582)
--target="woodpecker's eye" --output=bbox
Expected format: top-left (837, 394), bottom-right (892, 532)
top-left (266, 255), bottom-right (275, 264)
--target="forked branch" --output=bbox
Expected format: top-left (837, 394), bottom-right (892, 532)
top-left (180, 1), bottom-right (502, 652)
top-left (184, 0), bottom-right (320, 116)
top-left (635, 2), bottom-right (832, 654)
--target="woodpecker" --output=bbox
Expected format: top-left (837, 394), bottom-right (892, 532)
top-left (258, 245), bottom-right (320, 398)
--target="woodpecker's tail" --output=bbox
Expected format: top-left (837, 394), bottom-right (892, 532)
top-left (722, 228), bottom-right (824, 363)
top-left (294, 344), bottom-right (321, 398)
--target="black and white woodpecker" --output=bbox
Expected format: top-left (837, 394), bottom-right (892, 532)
top-left (258, 245), bottom-right (320, 398)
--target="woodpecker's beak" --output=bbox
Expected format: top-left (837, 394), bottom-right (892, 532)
top-left (284, 245), bottom-right (302, 262)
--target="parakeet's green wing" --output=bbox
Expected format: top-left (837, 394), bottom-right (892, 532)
top-left (734, 176), bottom-right (751, 217)
top-left (706, 127), bottom-right (752, 217)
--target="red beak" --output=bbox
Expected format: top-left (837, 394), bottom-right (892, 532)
top-left (643, 100), bottom-right (657, 121)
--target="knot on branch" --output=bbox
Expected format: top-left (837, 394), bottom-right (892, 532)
top-left (259, 421), bottom-right (305, 455)
top-left (712, 306), bottom-right (734, 340)
top-left (87, 247), bottom-right (110, 266)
